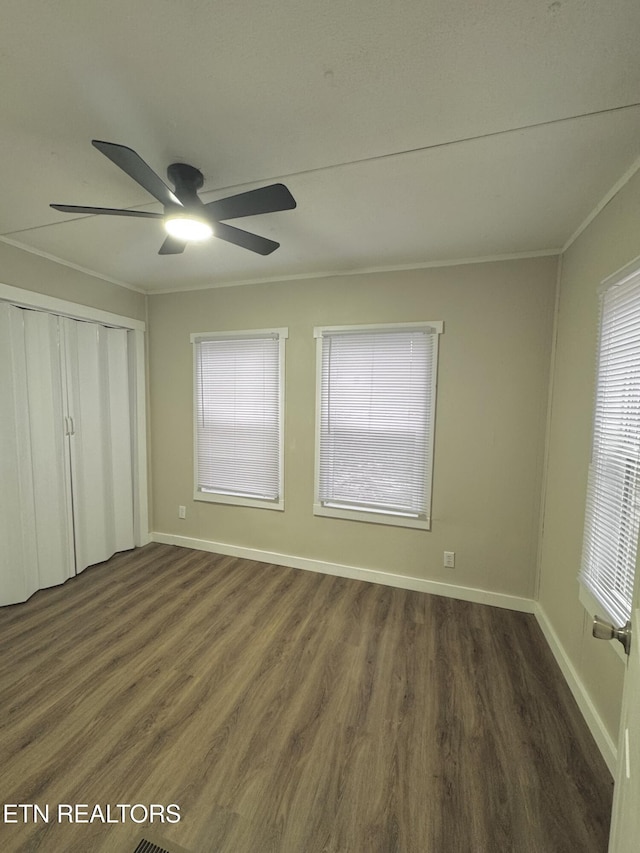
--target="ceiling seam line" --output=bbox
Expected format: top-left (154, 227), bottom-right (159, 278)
top-left (197, 100), bottom-right (640, 193)
top-left (6, 100), bottom-right (640, 238)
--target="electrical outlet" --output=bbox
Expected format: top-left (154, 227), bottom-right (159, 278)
top-left (444, 551), bottom-right (455, 568)
top-left (178, 505), bottom-right (186, 519)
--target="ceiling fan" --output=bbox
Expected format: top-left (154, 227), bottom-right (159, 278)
top-left (50, 140), bottom-right (296, 256)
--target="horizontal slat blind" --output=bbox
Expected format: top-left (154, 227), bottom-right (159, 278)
top-left (318, 327), bottom-right (438, 519)
top-left (579, 269), bottom-right (640, 625)
top-left (194, 333), bottom-right (282, 502)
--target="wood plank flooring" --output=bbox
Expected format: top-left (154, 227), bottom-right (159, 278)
top-left (0, 543), bottom-right (612, 852)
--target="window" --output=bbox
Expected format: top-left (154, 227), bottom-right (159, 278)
top-left (191, 328), bottom-right (287, 510)
top-left (579, 263), bottom-right (640, 627)
top-left (314, 322), bottom-right (443, 529)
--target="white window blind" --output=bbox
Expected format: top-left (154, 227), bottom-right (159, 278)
top-left (314, 322), bottom-right (442, 529)
top-left (579, 266), bottom-right (640, 626)
top-left (192, 329), bottom-right (286, 509)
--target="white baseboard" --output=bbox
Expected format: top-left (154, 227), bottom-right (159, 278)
top-left (150, 531), bottom-right (536, 613)
top-left (534, 603), bottom-right (617, 775)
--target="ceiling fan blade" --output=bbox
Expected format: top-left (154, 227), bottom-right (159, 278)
top-left (212, 221), bottom-right (280, 255)
top-left (158, 235), bottom-right (187, 255)
top-left (51, 204), bottom-right (163, 219)
top-left (92, 140), bottom-right (180, 208)
top-left (205, 183), bottom-right (296, 221)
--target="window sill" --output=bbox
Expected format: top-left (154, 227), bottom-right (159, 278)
top-left (195, 490), bottom-right (284, 511)
top-left (313, 503), bottom-right (430, 530)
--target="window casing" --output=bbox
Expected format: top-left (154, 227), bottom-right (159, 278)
top-left (191, 328), bottom-right (287, 510)
top-left (314, 322), bottom-right (443, 530)
top-left (579, 261), bottom-right (640, 629)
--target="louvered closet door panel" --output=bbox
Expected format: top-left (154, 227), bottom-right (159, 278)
top-left (64, 318), bottom-right (134, 573)
top-left (22, 310), bottom-right (75, 589)
top-left (105, 326), bottom-right (135, 547)
top-left (0, 304), bottom-right (39, 604)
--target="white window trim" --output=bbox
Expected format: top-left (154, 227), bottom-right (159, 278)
top-left (313, 321), bottom-right (443, 530)
top-left (191, 327), bottom-right (288, 511)
top-left (578, 255), bottom-right (640, 657)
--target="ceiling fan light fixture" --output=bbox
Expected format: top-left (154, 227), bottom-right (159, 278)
top-left (164, 214), bottom-right (213, 242)
top-left (50, 141), bottom-right (295, 255)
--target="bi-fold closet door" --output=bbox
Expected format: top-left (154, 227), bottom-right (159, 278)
top-left (0, 303), bottom-right (134, 606)
top-left (63, 316), bottom-right (134, 574)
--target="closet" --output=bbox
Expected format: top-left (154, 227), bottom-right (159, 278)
top-left (0, 301), bottom-right (135, 606)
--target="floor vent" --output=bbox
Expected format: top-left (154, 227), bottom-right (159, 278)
top-left (132, 835), bottom-right (190, 853)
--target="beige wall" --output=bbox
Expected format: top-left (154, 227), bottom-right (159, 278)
top-left (538, 169), bottom-right (640, 744)
top-left (0, 240), bottom-right (146, 320)
top-left (148, 257), bottom-right (557, 598)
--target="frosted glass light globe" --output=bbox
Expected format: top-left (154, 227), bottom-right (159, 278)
top-left (164, 216), bottom-right (213, 242)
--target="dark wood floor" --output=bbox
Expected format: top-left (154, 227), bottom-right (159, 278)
top-left (0, 543), bottom-right (612, 852)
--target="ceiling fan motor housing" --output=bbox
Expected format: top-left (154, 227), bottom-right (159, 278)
top-left (167, 162), bottom-right (205, 207)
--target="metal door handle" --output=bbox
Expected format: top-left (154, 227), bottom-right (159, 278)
top-left (592, 616), bottom-right (632, 656)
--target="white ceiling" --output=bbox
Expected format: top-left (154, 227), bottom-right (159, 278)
top-left (1, 0), bottom-right (639, 293)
